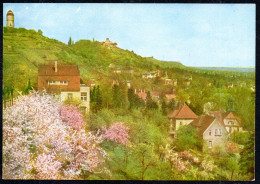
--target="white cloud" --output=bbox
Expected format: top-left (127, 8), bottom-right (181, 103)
top-left (75, 7), bottom-right (81, 13)
top-left (25, 6), bottom-right (29, 10)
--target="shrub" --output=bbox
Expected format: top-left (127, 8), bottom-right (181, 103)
top-left (225, 141), bottom-right (239, 155)
top-left (103, 122), bottom-right (129, 145)
top-left (230, 131), bottom-right (250, 145)
top-left (174, 125), bottom-right (202, 151)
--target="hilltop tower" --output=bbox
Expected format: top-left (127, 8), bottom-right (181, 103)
top-left (6, 10), bottom-right (14, 28)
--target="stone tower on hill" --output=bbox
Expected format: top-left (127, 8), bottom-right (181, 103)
top-left (6, 10), bottom-right (14, 28)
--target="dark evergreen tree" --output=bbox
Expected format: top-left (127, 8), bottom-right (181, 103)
top-left (240, 132), bottom-right (255, 179)
top-left (25, 79), bottom-right (32, 94)
top-left (113, 85), bottom-right (121, 108)
top-left (146, 91), bottom-right (158, 110)
top-left (96, 86), bottom-right (102, 111)
top-left (68, 36), bottom-right (72, 46)
top-left (168, 98), bottom-right (177, 110)
top-left (127, 88), bottom-right (135, 109)
top-left (161, 98), bottom-right (168, 115)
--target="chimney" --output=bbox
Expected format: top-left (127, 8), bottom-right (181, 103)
top-left (135, 89), bottom-right (136, 94)
top-left (55, 61), bottom-right (57, 72)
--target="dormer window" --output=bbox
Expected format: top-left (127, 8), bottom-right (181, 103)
top-left (228, 121), bottom-right (234, 125)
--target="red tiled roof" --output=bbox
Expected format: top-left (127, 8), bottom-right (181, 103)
top-left (165, 94), bottom-right (176, 100)
top-left (168, 103), bottom-right (198, 119)
top-left (38, 63), bottom-right (81, 92)
top-left (136, 92), bottom-right (147, 100)
top-left (190, 115), bottom-right (216, 135)
top-left (210, 111), bottom-right (241, 126)
top-left (38, 64), bottom-right (80, 76)
top-left (224, 112), bottom-right (236, 119)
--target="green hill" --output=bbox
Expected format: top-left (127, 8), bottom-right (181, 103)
top-left (3, 27), bottom-right (187, 92)
top-left (3, 27), bottom-right (254, 96)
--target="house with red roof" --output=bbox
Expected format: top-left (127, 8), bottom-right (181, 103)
top-left (134, 89), bottom-right (147, 101)
top-left (209, 111), bottom-right (243, 134)
top-left (168, 103), bottom-right (198, 136)
top-left (190, 115), bottom-right (229, 152)
top-left (38, 61), bottom-right (90, 113)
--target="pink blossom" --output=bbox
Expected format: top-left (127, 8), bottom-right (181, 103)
top-left (60, 105), bottom-right (85, 130)
top-left (102, 122), bottom-right (130, 145)
top-left (3, 91), bottom-right (107, 179)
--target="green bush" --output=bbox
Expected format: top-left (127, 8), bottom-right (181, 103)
top-left (230, 131), bottom-right (250, 145)
top-left (174, 125), bottom-right (202, 151)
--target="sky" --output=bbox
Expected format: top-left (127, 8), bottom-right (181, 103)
top-left (3, 3), bottom-right (255, 67)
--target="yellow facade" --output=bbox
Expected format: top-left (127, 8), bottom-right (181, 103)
top-left (60, 85), bottom-right (90, 113)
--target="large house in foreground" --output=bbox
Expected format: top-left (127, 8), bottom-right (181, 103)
top-left (190, 115), bottom-right (229, 152)
top-left (38, 61), bottom-right (90, 113)
top-left (168, 103), bottom-right (198, 137)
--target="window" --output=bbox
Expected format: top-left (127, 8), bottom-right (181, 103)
top-left (68, 93), bottom-right (73, 101)
top-left (209, 141), bottom-right (212, 148)
top-left (60, 81), bottom-right (68, 85)
top-left (229, 121), bottom-right (234, 125)
top-left (81, 92), bottom-right (87, 101)
top-left (48, 81), bottom-right (57, 85)
top-left (215, 129), bottom-right (222, 136)
top-left (209, 130), bottom-right (211, 136)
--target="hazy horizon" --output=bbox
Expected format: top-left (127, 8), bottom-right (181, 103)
top-left (3, 3), bottom-right (255, 67)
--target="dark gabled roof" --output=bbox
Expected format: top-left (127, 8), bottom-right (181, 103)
top-left (38, 63), bottom-right (80, 76)
top-left (190, 115), bottom-right (216, 135)
top-left (168, 103), bottom-right (198, 119)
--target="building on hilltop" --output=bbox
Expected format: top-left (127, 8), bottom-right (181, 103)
top-left (6, 10), bottom-right (14, 28)
top-left (102, 38), bottom-right (117, 48)
top-left (38, 61), bottom-right (90, 113)
top-left (190, 115), bottom-right (229, 152)
top-left (168, 103), bottom-right (198, 137)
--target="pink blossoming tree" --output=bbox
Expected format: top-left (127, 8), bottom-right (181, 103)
top-left (60, 104), bottom-right (85, 130)
top-left (3, 91), bottom-right (107, 179)
top-left (103, 122), bottom-right (129, 145)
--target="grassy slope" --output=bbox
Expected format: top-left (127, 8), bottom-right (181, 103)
top-left (3, 27), bottom-right (187, 93)
top-left (3, 27), bottom-right (254, 95)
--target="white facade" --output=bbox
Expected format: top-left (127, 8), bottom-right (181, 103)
top-left (202, 119), bottom-right (229, 152)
